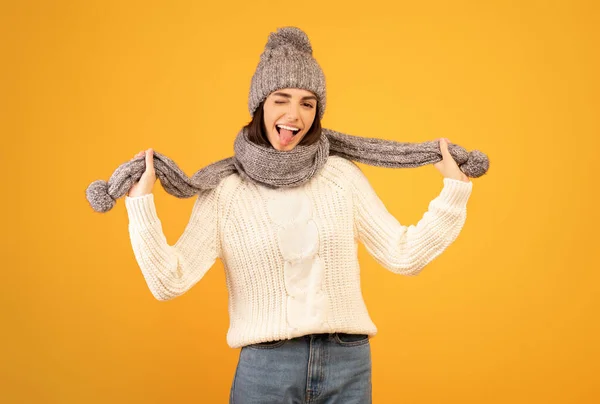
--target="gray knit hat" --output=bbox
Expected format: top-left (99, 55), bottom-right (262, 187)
top-left (248, 26), bottom-right (327, 120)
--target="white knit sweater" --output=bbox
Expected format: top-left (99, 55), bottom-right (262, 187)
top-left (125, 156), bottom-right (473, 348)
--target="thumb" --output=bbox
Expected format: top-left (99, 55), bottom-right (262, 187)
top-left (438, 138), bottom-right (449, 158)
top-left (145, 148), bottom-right (154, 171)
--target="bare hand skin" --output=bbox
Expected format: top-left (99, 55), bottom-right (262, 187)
top-left (127, 148), bottom-right (157, 197)
top-left (434, 138), bottom-right (470, 183)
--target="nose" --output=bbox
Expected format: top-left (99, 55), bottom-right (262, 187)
top-left (285, 103), bottom-right (300, 121)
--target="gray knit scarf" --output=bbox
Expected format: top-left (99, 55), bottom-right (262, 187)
top-left (86, 127), bottom-right (489, 213)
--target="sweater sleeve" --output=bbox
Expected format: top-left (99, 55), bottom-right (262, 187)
top-left (346, 161), bottom-right (473, 276)
top-left (124, 187), bottom-right (220, 301)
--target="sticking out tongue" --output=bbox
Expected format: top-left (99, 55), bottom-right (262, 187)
top-left (279, 128), bottom-right (295, 146)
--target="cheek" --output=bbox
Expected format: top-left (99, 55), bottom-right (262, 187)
top-left (263, 113), bottom-right (275, 131)
top-left (301, 112), bottom-right (316, 129)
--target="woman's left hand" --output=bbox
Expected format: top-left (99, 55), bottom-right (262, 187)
top-left (433, 138), bottom-right (470, 182)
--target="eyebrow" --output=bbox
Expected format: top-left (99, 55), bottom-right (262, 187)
top-left (272, 91), bottom-right (318, 102)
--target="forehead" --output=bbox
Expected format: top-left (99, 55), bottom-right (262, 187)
top-left (268, 88), bottom-right (316, 99)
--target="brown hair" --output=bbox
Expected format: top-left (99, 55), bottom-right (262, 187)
top-left (244, 99), bottom-right (322, 148)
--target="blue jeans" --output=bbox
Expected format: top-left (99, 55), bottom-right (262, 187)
top-left (230, 333), bottom-right (372, 403)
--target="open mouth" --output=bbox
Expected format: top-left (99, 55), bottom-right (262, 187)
top-left (276, 124), bottom-right (301, 135)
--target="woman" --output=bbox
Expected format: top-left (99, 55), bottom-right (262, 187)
top-left (124, 27), bottom-right (472, 404)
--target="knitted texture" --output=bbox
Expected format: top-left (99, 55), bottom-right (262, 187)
top-left (85, 25), bottom-right (489, 213)
top-left (248, 27), bottom-right (327, 119)
top-left (85, 127), bottom-right (488, 213)
top-left (124, 156), bottom-right (473, 349)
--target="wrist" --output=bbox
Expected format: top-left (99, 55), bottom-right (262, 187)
top-left (128, 190), bottom-right (153, 198)
top-left (445, 174), bottom-right (470, 183)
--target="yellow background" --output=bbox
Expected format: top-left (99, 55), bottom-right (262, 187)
top-left (3, 0), bottom-right (599, 402)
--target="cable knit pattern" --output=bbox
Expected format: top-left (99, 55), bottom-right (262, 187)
top-left (125, 156), bottom-right (473, 348)
top-left (259, 186), bottom-right (329, 335)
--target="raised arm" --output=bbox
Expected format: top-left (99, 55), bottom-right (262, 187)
top-left (124, 187), bottom-right (220, 301)
top-left (345, 160), bottom-right (473, 276)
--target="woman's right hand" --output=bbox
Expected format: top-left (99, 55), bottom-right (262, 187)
top-left (433, 138), bottom-right (470, 183)
top-left (127, 148), bottom-right (157, 197)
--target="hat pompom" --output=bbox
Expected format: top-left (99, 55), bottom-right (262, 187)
top-left (86, 180), bottom-right (116, 213)
top-left (462, 150), bottom-right (490, 178)
top-left (265, 26), bottom-right (313, 55)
